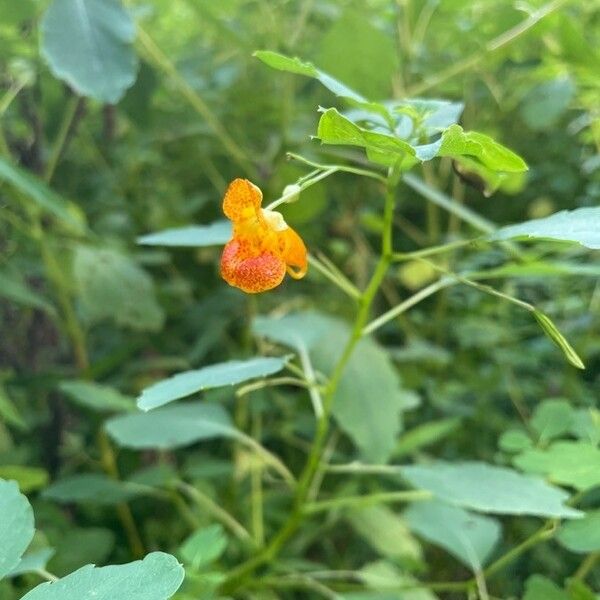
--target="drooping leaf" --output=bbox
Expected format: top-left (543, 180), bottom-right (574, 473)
top-left (513, 441), bottom-right (600, 491)
top-left (316, 108), bottom-right (416, 167)
top-left (40, 0), bottom-right (138, 103)
top-left (253, 311), bottom-right (416, 463)
top-left (106, 402), bottom-right (235, 450)
top-left (438, 124), bottom-right (528, 172)
top-left (404, 500), bottom-right (501, 569)
top-left (400, 461), bottom-right (581, 519)
top-left (0, 479), bottom-right (35, 580)
top-left (254, 50), bottom-right (364, 101)
top-left (21, 552), bottom-right (184, 600)
top-left (179, 524), bottom-right (228, 571)
top-left (43, 474), bottom-right (143, 505)
top-left (0, 157), bottom-right (85, 232)
top-left (557, 510), bottom-right (600, 553)
top-left (137, 221), bottom-right (232, 247)
top-left (532, 310), bottom-right (585, 370)
top-left (59, 380), bottom-right (135, 412)
top-left (73, 246), bottom-right (164, 332)
top-left (137, 357), bottom-right (288, 411)
top-left (490, 207), bottom-right (600, 249)
top-left (0, 270), bottom-right (56, 315)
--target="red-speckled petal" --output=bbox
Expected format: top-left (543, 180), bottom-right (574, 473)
top-left (222, 179), bottom-right (263, 223)
top-left (278, 226), bottom-right (308, 279)
top-left (220, 239), bottom-right (286, 293)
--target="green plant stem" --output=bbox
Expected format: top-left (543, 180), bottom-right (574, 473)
top-left (287, 152), bottom-right (388, 184)
top-left (136, 26), bottom-right (256, 177)
top-left (573, 551), bottom-right (599, 581)
top-left (393, 238), bottom-right (475, 261)
top-left (219, 171), bottom-right (399, 596)
top-left (303, 490), bottom-right (432, 514)
top-left (308, 254), bottom-right (361, 300)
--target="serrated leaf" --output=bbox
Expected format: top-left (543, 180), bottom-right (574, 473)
top-left (137, 221), bottom-right (232, 247)
top-left (438, 124), bottom-right (527, 172)
top-left (73, 246), bottom-right (164, 332)
top-left (106, 402), bottom-right (235, 449)
top-left (21, 552), bottom-right (184, 600)
top-left (0, 157), bottom-right (85, 232)
top-left (254, 50), bottom-right (364, 101)
top-left (41, 0), bottom-right (138, 103)
top-left (137, 357), bottom-right (288, 411)
top-left (557, 510), bottom-right (600, 553)
top-left (0, 479), bottom-right (35, 580)
top-left (59, 380), bottom-right (135, 412)
top-left (404, 500), bottom-right (501, 569)
top-left (316, 108), bottom-right (416, 167)
top-left (401, 461), bottom-right (581, 519)
top-left (491, 207), bottom-right (600, 249)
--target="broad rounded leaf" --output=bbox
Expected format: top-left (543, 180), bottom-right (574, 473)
top-left (523, 575), bottom-right (568, 600)
top-left (137, 221), bottom-right (232, 247)
top-left (401, 461), bottom-right (581, 519)
top-left (0, 479), bottom-right (35, 580)
top-left (41, 0), bottom-right (138, 103)
top-left (137, 357), bottom-right (288, 410)
top-left (43, 474), bottom-right (143, 505)
top-left (557, 510), bottom-right (600, 553)
top-left (21, 552), bottom-right (184, 600)
top-left (106, 402), bottom-right (235, 449)
top-left (491, 207), bottom-right (600, 249)
top-left (179, 524), bottom-right (228, 570)
top-left (404, 500), bottom-right (501, 570)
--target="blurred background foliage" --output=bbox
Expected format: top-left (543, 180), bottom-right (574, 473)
top-left (0, 0), bottom-right (599, 598)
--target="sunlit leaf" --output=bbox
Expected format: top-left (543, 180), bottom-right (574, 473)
top-left (0, 466), bottom-right (48, 493)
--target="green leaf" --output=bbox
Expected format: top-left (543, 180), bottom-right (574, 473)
top-left (0, 466), bottom-right (48, 493)
top-left (137, 221), bottom-right (232, 247)
top-left (401, 461), bottom-right (581, 519)
top-left (253, 311), bottom-right (416, 463)
top-left (358, 561), bottom-right (436, 600)
top-left (557, 510), bottom-right (600, 553)
top-left (499, 430), bottom-right (533, 453)
top-left (0, 270), bottom-right (56, 315)
top-left (21, 552), bottom-right (184, 600)
top-left (59, 380), bottom-right (135, 412)
top-left (253, 50), bottom-right (364, 101)
top-left (348, 506), bottom-right (422, 561)
top-left (43, 474), bottom-right (143, 505)
top-left (438, 124), bottom-right (528, 172)
top-left (532, 310), bottom-right (585, 370)
top-left (0, 479), bottom-right (35, 580)
top-left (137, 357), bottom-right (288, 411)
top-left (530, 399), bottom-right (574, 443)
top-left (106, 402), bottom-right (235, 450)
top-left (570, 409), bottom-right (600, 445)
top-left (521, 77), bottom-right (575, 131)
top-left (179, 524), bottom-right (227, 571)
top-left (0, 385), bottom-right (27, 430)
top-left (7, 548), bottom-right (55, 579)
top-left (404, 500), bottom-right (501, 569)
top-left (73, 246), bottom-right (164, 332)
top-left (523, 575), bottom-right (569, 600)
top-left (490, 208), bottom-right (600, 249)
top-left (513, 441), bottom-right (600, 491)
top-left (40, 0), bottom-right (138, 103)
top-left (316, 108), bottom-right (416, 167)
top-left (0, 157), bottom-right (86, 232)
top-left (394, 418), bottom-right (461, 458)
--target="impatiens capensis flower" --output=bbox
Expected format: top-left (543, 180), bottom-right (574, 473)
top-left (220, 178), bottom-right (308, 293)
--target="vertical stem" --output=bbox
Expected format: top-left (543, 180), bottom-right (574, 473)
top-left (219, 172), bottom-right (398, 595)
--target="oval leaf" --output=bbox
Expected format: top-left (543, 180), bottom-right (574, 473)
top-left (21, 552), bottom-right (184, 600)
top-left (41, 0), bottom-right (138, 103)
top-left (137, 221), bottom-right (232, 247)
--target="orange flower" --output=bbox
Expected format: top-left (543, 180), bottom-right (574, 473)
top-left (220, 179), bottom-right (308, 293)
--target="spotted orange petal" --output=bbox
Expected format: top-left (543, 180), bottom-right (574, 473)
top-left (222, 178), bottom-right (262, 223)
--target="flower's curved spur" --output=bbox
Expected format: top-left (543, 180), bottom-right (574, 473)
top-left (220, 179), bottom-right (308, 293)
